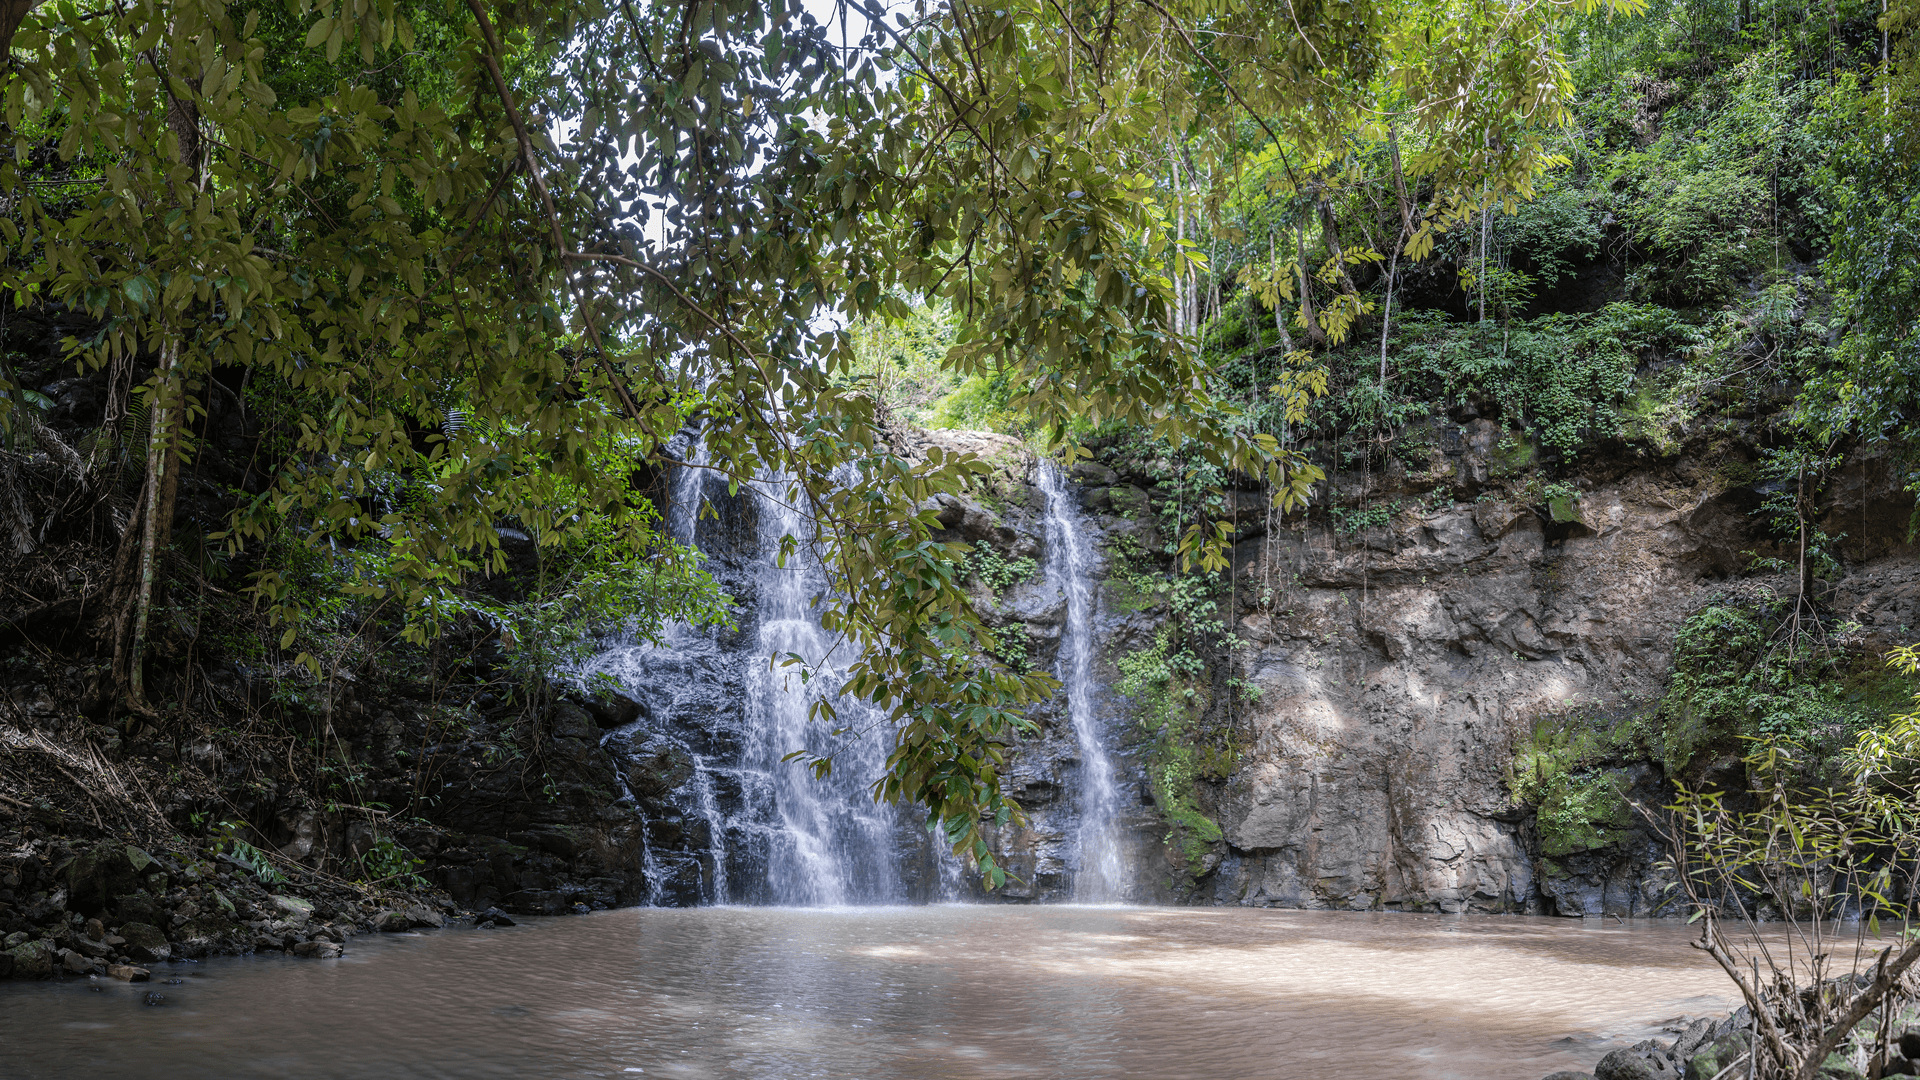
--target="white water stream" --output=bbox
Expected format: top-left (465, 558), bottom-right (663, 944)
top-left (1037, 462), bottom-right (1129, 902)
top-left (745, 474), bottom-right (903, 906)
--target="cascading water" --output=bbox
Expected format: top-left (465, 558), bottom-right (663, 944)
top-left (586, 446), bottom-right (1128, 907)
top-left (1037, 462), bottom-right (1129, 902)
top-left (584, 448), bottom-right (913, 907)
top-left (745, 475), bottom-right (904, 906)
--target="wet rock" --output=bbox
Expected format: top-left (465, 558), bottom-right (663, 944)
top-left (105, 963), bottom-right (150, 982)
top-left (582, 689), bottom-right (645, 729)
top-left (64, 845), bottom-right (151, 915)
top-left (1682, 1032), bottom-right (1749, 1080)
top-left (372, 909), bottom-right (411, 932)
top-left (270, 895), bottom-right (314, 927)
top-left (475, 907), bottom-right (515, 927)
top-left (58, 947), bottom-right (101, 975)
top-left (118, 922), bottom-right (170, 964)
top-left (142, 991), bottom-right (165, 1006)
top-left (404, 905), bottom-right (444, 928)
top-left (291, 940), bottom-right (341, 959)
top-left (1541, 1073), bottom-right (1596, 1080)
top-left (548, 702), bottom-right (598, 742)
top-left (1669, 1018), bottom-right (1716, 1062)
top-left (1595, 1048), bottom-right (1668, 1080)
top-left (5, 937), bottom-right (54, 978)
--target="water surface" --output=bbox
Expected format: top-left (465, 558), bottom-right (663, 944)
top-left (0, 906), bottom-right (1739, 1079)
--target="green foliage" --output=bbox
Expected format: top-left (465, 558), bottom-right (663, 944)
top-left (848, 299), bottom-right (965, 426)
top-left (1385, 306), bottom-right (1660, 455)
top-left (1660, 596), bottom-right (1895, 777)
top-left (1498, 180), bottom-right (1604, 292)
top-left (1116, 627), bottom-right (1225, 868)
top-left (357, 833), bottom-right (428, 890)
top-left (966, 547), bottom-right (1037, 593)
top-left (1510, 708), bottom-right (1640, 856)
top-left (985, 624), bottom-right (1032, 671)
top-left (1330, 499), bottom-right (1401, 534)
top-left (211, 821), bottom-right (288, 886)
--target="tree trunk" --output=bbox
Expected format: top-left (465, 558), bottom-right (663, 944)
top-left (105, 340), bottom-right (184, 711)
top-left (1296, 225), bottom-right (1324, 345)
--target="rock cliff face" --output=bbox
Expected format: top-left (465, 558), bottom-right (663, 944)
top-left (959, 428), bottom-right (1920, 915)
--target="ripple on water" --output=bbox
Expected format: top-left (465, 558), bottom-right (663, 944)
top-left (0, 906), bottom-right (1751, 1080)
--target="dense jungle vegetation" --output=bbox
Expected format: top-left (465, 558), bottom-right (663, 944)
top-left (2, 0), bottom-right (1920, 899)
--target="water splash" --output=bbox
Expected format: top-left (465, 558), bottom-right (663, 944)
top-left (1037, 461), bottom-right (1128, 902)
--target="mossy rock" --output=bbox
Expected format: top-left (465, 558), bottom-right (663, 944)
top-left (1684, 1034), bottom-right (1748, 1080)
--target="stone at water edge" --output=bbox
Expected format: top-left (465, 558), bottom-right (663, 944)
top-left (291, 940), bottom-right (342, 959)
top-left (1683, 1033), bottom-right (1749, 1080)
top-left (105, 964), bottom-right (149, 982)
top-left (1669, 1019), bottom-right (1717, 1063)
top-left (373, 910), bottom-right (410, 932)
top-left (4, 938), bottom-right (55, 978)
top-left (271, 895), bottom-right (314, 927)
top-left (403, 905), bottom-right (444, 928)
top-left (1595, 1048), bottom-right (1676, 1080)
top-left (118, 922), bottom-right (170, 964)
top-left (59, 948), bottom-right (102, 975)
top-left (1541, 1073), bottom-right (1596, 1080)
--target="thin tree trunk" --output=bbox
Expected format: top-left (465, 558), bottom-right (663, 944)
top-left (1296, 225), bottom-right (1323, 345)
top-left (1380, 234), bottom-right (1402, 390)
top-left (1387, 121), bottom-right (1414, 237)
top-left (1478, 182), bottom-right (1490, 323)
top-left (123, 340), bottom-right (184, 708)
top-left (1270, 233), bottom-right (1296, 353)
top-left (1318, 200), bottom-right (1361, 297)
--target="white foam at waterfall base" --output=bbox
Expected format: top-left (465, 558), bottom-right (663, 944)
top-left (1037, 461), bottom-right (1130, 902)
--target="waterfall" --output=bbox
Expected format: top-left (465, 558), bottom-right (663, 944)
top-left (745, 475), bottom-right (904, 906)
top-left (1037, 462), bottom-right (1129, 902)
top-left (586, 449), bottom-right (1132, 907)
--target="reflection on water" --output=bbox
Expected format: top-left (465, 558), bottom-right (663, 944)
top-left (0, 907), bottom-right (1742, 1080)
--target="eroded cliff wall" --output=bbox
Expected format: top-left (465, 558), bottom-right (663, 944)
top-left (946, 427), bottom-right (1920, 914)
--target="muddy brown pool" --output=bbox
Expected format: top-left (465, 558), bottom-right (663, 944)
top-left (0, 905), bottom-right (1741, 1079)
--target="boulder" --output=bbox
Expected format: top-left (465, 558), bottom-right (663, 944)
top-left (5, 938), bottom-right (54, 978)
top-left (270, 895), bottom-right (314, 927)
top-left (476, 907), bottom-right (516, 927)
top-left (1595, 1049), bottom-right (1670, 1080)
top-left (65, 846), bottom-right (146, 915)
top-left (404, 905), bottom-right (445, 929)
top-left (1685, 1034), bottom-right (1749, 1080)
top-left (105, 964), bottom-right (150, 982)
top-left (58, 948), bottom-right (101, 975)
top-left (112, 890), bottom-right (163, 926)
top-left (373, 909), bottom-right (411, 932)
top-left (118, 922), bottom-right (171, 964)
top-left (1670, 1018), bottom-right (1717, 1062)
top-left (547, 702), bottom-right (598, 742)
top-left (291, 940), bottom-right (342, 959)
top-left (1815, 1053), bottom-right (1865, 1080)
top-left (581, 689), bottom-right (645, 729)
